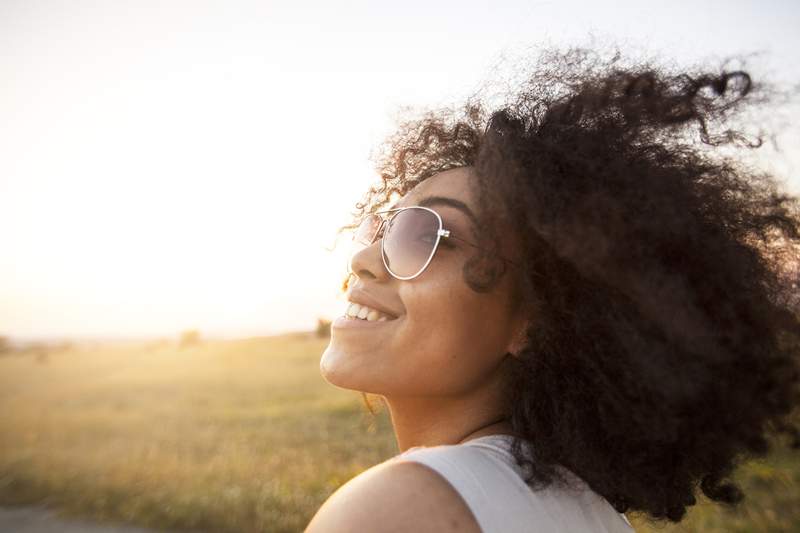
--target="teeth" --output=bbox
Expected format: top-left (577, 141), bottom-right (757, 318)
top-left (344, 302), bottom-right (393, 322)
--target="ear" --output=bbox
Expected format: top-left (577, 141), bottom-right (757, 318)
top-left (505, 315), bottom-right (530, 358)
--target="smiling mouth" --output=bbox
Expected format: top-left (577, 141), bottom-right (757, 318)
top-left (343, 314), bottom-right (399, 322)
top-left (343, 301), bottom-right (400, 322)
top-left (332, 313), bottom-right (401, 329)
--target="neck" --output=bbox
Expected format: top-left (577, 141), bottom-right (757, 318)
top-left (384, 362), bottom-right (516, 452)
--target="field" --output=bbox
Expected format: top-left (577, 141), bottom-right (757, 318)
top-left (0, 334), bottom-right (797, 532)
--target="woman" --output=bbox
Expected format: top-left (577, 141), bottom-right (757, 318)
top-left (307, 48), bottom-right (800, 532)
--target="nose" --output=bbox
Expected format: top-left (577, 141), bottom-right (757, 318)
top-left (348, 223), bottom-right (390, 281)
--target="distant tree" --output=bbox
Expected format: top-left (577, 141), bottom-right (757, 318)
top-left (178, 329), bottom-right (201, 349)
top-left (316, 317), bottom-right (332, 338)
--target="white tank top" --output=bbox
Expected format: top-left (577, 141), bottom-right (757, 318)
top-left (391, 434), bottom-right (635, 533)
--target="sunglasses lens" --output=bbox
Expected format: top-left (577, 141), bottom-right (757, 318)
top-left (383, 208), bottom-right (440, 278)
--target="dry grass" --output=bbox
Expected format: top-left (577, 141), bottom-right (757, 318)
top-left (0, 334), bottom-right (796, 532)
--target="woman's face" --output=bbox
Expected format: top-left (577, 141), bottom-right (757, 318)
top-left (320, 166), bottom-right (526, 398)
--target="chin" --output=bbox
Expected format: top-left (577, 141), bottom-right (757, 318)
top-left (319, 344), bottom-right (394, 395)
top-left (320, 344), bottom-right (366, 391)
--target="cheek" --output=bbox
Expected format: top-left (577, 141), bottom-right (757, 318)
top-left (390, 292), bottom-right (511, 396)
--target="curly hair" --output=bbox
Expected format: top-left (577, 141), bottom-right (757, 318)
top-left (335, 47), bottom-right (800, 524)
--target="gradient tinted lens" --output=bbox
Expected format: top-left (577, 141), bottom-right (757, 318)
top-left (383, 208), bottom-right (440, 278)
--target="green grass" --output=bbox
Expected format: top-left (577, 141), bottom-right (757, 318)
top-left (0, 334), bottom-right (797, 532)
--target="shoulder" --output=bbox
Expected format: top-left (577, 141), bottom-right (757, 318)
top-left (304, 457), bottom-right (481, 533)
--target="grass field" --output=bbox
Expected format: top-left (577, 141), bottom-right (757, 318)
top-left (0, 334), bottom-right (797, 532)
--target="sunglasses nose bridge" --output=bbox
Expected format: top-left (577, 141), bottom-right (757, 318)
top-left (348, 215), bottom-right (393, 279)
top-left (358, 217), bottom-right (384, 250)
top-left (373, 216), bottom-right (387, 244)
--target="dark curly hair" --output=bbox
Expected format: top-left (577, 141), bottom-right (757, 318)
top-left (334, 47), bottom-right (800, 524)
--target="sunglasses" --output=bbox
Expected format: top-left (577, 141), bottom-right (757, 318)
top-left (347, 205), bottom-right (519, 281)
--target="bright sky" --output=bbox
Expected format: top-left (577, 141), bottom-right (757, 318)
top-left (1, 0), bottom-right (798, 340)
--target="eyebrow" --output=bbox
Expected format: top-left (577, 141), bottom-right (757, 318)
top-left (391, 195), bottom-right (479, 228)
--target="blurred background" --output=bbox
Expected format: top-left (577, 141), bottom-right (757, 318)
top-left (0, 1), bottom-right (798, 532)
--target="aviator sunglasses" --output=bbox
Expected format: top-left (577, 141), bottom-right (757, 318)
top-left (347, 205), bottom-right (519, 281)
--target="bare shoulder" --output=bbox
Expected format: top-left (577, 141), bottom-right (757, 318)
top-left (304, 458), bottom-right (481, 533)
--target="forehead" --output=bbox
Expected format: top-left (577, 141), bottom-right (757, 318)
top-left (394, 167), bottom-right (475, 208)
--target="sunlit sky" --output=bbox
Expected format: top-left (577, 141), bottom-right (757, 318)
top-left (1, 0), bottom-right (799, 340)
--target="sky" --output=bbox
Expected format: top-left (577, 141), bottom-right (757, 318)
top-left (1, 0), bottom-right (799, 340)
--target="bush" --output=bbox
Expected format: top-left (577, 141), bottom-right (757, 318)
top-left (316, 318), bottom-right (331, 338)
top-left (178, 329), bottom-right (201, 349)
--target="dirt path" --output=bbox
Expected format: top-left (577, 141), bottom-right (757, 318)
top-left (0, 505), bottom-right (173, 533)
